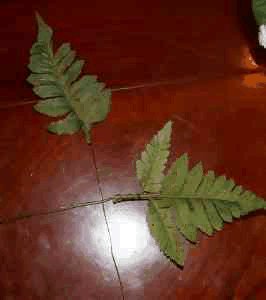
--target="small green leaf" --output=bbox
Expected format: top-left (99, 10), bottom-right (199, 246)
top-left (209, 176), bottom-right (227, 196)
top-left (34, 98), bottom-right (71, 117)
top-left (214, 201), bottom-right (233, 223)
top-left (48, 112), bottom-right (81, 135)
top-left (64, 59), bottom-right (85, 84)
top-left (190, 199), bottom-right (213, 235)
top-left (238, 191), bottom-right (266, 214)
top-left (70, 75), bottom-right (97, 97)
top-left (184, 169), bottom-right (214, 235)
top-left (181, 162), bottom-right (203, 194)
top-left (162, 154), bottom-right (189, 195)
top-left (175, 199), bottom-right (197, 243)
top-left (30, 42), bottom-right (49, 56)
top-left (148, 202), bottom-right (185, 266)
top-left (30, 54), bottom-right (50, 67)
top-left (35, 13), bottom-right (53, 43)
top-left (158, 154), bottom-right (188, 209)
top-left (136, 121), bottom-right (172, 193)
top-left (57, 50), bottom-right (76, 74)
top-left (33, 85), bottom-right (63, 98)
top-left (71, 88), bottom-right (111, 125)
top-left (228, 202), bottom-right (241, 218)
top-left (28, 61), bottom-right (51, 73)
top-left (197, 171), bottom-right (215, 195)
top-left (203, 199), bottom-right (224, 231)
top-left (27, 73), bottom-right (55, 85)
top-left (54, 43), bottom-right (71, 64)
top-left (196, 171), bottom-right (224, 230)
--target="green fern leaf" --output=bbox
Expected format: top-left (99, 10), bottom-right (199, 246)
top-left (27, 13), bottom-right (111, 143)
top-left (139, 122), bottom-right (266, 266)
top-left (136, 121), bottom-right (172, 193)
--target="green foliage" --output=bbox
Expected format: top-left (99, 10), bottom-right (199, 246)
top-left (136, 121), bottom-right (186, 264)
top-left (136, 122), bottom-right (266, 266)
top-left (136, 121), bottom-right (172, 193)
top-left (252, 0), bottom-right (266, 25)
top-left (147, 201), bottom-right (185, 265)
top-left (28, 13), bottom-right (111, 143)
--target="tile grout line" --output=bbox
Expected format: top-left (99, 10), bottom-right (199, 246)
top-left (90, 145), bottom-right (125, 300)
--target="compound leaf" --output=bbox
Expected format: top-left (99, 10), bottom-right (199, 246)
top-left (137, 122), bottom-right (266, 266)
top-left (28, 13), bottom-right (111, 143)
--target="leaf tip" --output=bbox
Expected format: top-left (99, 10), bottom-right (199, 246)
top-left (35, 11), bottom-right (44, 25)
top-left (164, 120), bottom-right (173, 132)
top-left (47, 122), bottom-right (57, 134)
top-left (34, 11), bottom-right (53, 42)
top-left (157, 121), bottom-right (172, 139)
top-left (181, 152), bottom-right (189, 163)
top-left (207, 170), bottom-right (215, 178)
top-left (33, 102), bottom-right (42, 114)
top-left (194, 161), bottom-right (204, 173)
top-left (26, 74), bottom-right (32, 85)
top-left (34, 11), bottom-right (40, 18)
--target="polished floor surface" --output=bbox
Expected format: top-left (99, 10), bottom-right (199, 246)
top-left (0, 1), bottom-right (266, 299)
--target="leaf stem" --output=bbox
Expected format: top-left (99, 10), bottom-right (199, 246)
top-left (1, 192), bottom-right (263, 225)
top-left (111, 193), bottom-right (242, 204)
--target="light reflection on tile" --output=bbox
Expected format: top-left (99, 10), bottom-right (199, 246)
top-left (105, 203), bottom-right (168, 274)
top-left (89, 201), bottom-right (161, 267)
top-left (110, 211), bottom-right (149, 264)
top-left (66, 207), bottom-right (118, 282)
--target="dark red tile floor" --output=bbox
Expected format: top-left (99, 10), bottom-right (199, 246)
top-left (0, 0), bottom-right (266, 299)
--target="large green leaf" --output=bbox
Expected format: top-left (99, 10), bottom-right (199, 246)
top-left (27, 13), bottom-right (111, 143)
top-left (253, 0), bottom-right (266, 25)
top-left (136, 121), bottom-right (172, 193)
top-left (147, 201), bottom-right (185, 265)
top-left (135, 122), bottom-right (266, 266)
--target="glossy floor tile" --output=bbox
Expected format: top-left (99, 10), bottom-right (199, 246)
top-left (0, 207), bottom-right (122, 299)
top-left (0, 106), bottom-right (99, 219)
